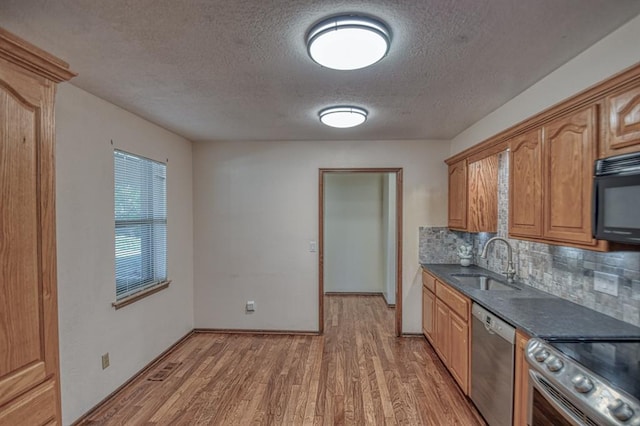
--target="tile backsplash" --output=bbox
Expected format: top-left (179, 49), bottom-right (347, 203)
top-left (420, 152), bottom-right (640, 327)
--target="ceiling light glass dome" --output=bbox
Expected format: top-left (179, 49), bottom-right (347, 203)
top-left (306, 15), bottom-right (391, 70)
top-left (319, 106), bottom-right (368, 128)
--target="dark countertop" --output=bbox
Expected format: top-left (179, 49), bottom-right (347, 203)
top-left (422, 264), bottom-right (640, 339)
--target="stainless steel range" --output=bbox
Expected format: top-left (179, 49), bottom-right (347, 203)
top-left (526, 338), bottom-right (640, 426)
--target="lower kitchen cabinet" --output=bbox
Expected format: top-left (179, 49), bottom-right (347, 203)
top-left (514, 329), bottom-right (531, 426)
top-left (422, 270), bottom-right (471, 395)
top-left (448, 312), bottom-right (469, 393)
top-left (434, 298), bottom-right (450, 365)
top-left (422, 285), bottom-right (435, 343)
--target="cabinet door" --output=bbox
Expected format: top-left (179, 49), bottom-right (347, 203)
top-left (422, 287), bottom-right (435, 343)
top-left (0, 53), bottom-right (65, 423)
top-left (434, 299), bottom-right (450, 366)
top-left (468, 155), bottom-right (498, 233)
top-left (509, 129), bottom-right (543, 238)
top-left (448, 160), bottom-right (467, 230)
top-left (513, 330), bottom-right (531, 426)
top-left (448, 313), bottom-right (469, 395)
top-left (604, 83), bottom-right (640, 156)
top-left (542, 107), bottom-right (597, 244)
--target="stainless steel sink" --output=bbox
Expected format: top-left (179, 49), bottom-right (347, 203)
top-left (451, 274), bottom-right (520, 291)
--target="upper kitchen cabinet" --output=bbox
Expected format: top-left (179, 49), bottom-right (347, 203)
top-left (448, 159), bottom-right (467, 230)
top-left (448, 156), bottom-right (498, 233)
top-left (603, 80), bottom-right (640, 157)
top-left (467, 155), bottom-right (498, 233)
top-left (509, 129), bottom-right (543, 238)
top-left (542, 106), bottom-right (597, 245)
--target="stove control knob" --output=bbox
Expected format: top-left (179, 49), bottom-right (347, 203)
top-left (571, 375), bottom-right (594, 393)
top-left (608, 399), bottom-right (634, 422)
top-left (534, 349), bottom-right (550, 362)
top-left (546, 356), bottom-right (564, 372)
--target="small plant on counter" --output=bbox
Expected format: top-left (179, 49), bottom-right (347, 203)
top-left (457, 244), bottom-right (473, 267)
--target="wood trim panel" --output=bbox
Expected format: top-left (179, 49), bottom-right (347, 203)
top-left (0, 362), bottom-right (46, 407)
top-left (514, 329), bottom-right (531, 426)
top-left (446, 61), bottom-right (640, 165)
top-left (318, 168), bottom-right (404, 337)
top-left (194, 329), bottom-right (320, 336)
top-left (111, 280), bottom-right (171, 309)
top-left (0, 379), bottom-right (56, 426)
top-left (70, 330), bottom-right (194, 426)
top-left (0, 28), bottom-right (76, 83)
top-left (435, 280), bottom-right (469, 322)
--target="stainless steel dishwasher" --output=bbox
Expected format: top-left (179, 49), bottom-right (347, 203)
top-left (471, 303), bottom-right (516, 426)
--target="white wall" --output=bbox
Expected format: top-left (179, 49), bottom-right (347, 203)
top-left (451, 13), bottom-right (640, 155)
top-left (193, 139), bottom-right (449, 333)
top-left (382, 173), bottom-right (397, 305)
top-left (55, 84), bottom-right (194, 424)
top-left (324, 173), bottom-right (384, 294)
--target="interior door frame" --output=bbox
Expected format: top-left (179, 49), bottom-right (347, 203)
top-left (318, 168), bottom-right (403, 336)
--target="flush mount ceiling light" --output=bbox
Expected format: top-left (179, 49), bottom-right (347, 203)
top-left (306, 15), bottom-right (391, 70)
top-left (319, 106), bottom-right (368, 128)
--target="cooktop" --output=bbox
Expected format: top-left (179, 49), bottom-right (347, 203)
top-left (549, 339), bottom-right (640, 401)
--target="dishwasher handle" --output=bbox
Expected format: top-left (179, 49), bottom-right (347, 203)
top-left (472, 303), bottom-right (516, 343)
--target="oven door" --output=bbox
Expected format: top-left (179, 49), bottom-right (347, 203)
top-left (528, 370), bottom-right (598, 426)
top-left (593, 173), bottom-right (640, 244)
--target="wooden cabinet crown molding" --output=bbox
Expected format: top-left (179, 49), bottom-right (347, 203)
top-left (0, 28), bottom-right (76, 83)
top-left (445, 61), bottom-right (640, 165)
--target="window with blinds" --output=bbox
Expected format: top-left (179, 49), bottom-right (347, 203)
top-left (114, 150), bottom-right (167, 300)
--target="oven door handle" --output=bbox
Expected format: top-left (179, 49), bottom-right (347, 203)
top-left (528, 370), bottom-right (584, 426)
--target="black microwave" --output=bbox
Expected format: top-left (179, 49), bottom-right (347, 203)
top-left (593, 151), bottom-right (640, 244)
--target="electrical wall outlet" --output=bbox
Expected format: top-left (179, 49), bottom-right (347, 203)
top-left (101, 353), bottom-right (110, 370)
top-left (594, 271), bottom-right (619, 296)
top-left (246, 300), bottom-right (255, 312)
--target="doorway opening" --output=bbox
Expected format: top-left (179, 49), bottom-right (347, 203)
top-left (318, 168), bottom-right (403, 336)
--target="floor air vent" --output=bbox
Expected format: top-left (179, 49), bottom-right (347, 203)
top-left (148, 362), bottom-right (181, 381)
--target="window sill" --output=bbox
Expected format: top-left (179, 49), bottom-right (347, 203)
top-left (112, 280), bottom-right (171, 310)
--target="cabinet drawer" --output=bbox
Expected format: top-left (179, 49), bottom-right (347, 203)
top-left (422, 270), bottom-right (436, 293)
top-left (435, 281), bottom-right (469, 321)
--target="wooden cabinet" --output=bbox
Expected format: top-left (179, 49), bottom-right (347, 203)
top-left (513, 330), bottom-right (531, 426)
top-left (603, 81), bottom-right (640, 157)
top-left (448, 159), bottom-right (468, 230)
top-left (448, 155), bottom-right (498, 233)
top-left (448, 313), bottom-right (469, 393)
top-left (543, 107), bottom-right (597, 244)
top-left (509, 129), bottom-right (543, 238)
top-left (0, 29), bottom-right (75, 425)
top-left (467, 155), bottom-right (498, 232)
top-left (422, 269), bottom-right (471, 395)
top-left (434, 299), bottom-right (450, 366)
top-left (422, 286), bottom-right (435, 343)
top-left (508, 107), bottom-right (607, 249)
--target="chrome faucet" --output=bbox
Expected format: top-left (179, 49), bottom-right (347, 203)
top-left (480, 237), bottom-right (516, 282)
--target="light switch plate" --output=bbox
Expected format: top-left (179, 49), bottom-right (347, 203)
top-left (246, 300), bottom-right (255, 312)
top-left (594, 271), bottom-right (619, 296)
top-left (309, 240), bottom-right (317, 252)
top-left (102, 353), bottom-right (110, 370)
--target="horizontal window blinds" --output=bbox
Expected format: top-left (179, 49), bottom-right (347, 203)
top-left (114, 150), bottom-right (167, 300)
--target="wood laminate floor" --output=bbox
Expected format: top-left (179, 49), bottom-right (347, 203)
top-left (80, 295), bottom-right (486, 425)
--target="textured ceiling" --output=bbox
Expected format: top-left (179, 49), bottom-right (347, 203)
top-left (1, 1), bottom-right (640, 141)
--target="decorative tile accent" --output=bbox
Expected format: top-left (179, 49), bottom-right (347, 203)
top-left (420, 152), bottom-right (640, 327)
